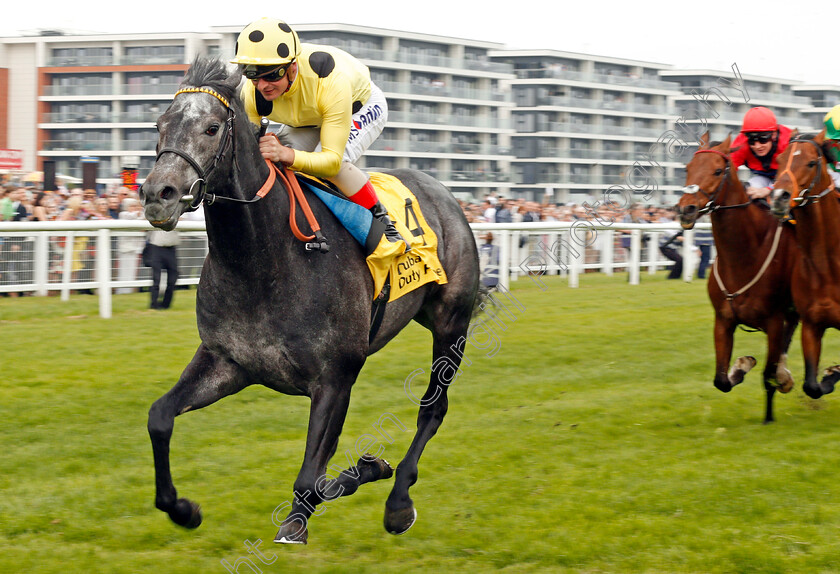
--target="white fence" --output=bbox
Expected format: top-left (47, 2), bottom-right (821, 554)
top-left (0, 220), bottom-right (712, 318)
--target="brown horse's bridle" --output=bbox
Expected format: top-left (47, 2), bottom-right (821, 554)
top-left (684, 149), bottom-right (750, 215)
top-left (776, 138), bottom-right (835, 208)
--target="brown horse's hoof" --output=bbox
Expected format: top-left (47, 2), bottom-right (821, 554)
top-left (169, 498), bottom-right (202, 529)
top-left (274, 516), bottom-right (308, 544)
top-left (384, 504), bottom-right (417, 535)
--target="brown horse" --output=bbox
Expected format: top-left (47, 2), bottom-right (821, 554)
top-left (678, 132), bottom-right (799, 423)
top-left (770, 129), bottom-right (840, 399)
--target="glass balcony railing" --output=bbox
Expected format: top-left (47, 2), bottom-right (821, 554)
top-left (378, 80), bottom-right (509, 102)
top-left (307, 41), bottom-right (513, 75)
top-left (43, 83), bottom-right (181, 97)
top-left (388, 110), bottom-right (511, 129)
top-left (513, 68), bottom-right (682, 91)
top-left (42, 140), bottom-right (114, 151)
top-left (368, 139), bottom-right (508, 155)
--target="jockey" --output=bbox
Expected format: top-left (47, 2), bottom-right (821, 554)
top-left (729, 106), bottom-right (793, 200)
top-left (231, 17), bottom-right (408, 250)
top-left (823, 104), bottom-right (840, 188)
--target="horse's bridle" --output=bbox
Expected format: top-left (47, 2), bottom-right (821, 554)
top-left (776, 137), bottom-right (835, 209)
top-left (682, 149), bottom-right (750, 215)
top-left (155, 87), bottom-right (265, 211)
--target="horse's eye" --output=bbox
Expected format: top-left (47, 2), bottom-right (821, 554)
top-left (808, 160), bottom-right (818, 168)
top-left (205, 124), bottom-right (220, 136)
top-left (714, 169), bottom-right (723, 176)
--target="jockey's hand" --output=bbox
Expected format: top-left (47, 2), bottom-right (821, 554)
top-left (259, 135), bottom-right (295, 166)
top-left (746, 186), bottom-right (771, 199)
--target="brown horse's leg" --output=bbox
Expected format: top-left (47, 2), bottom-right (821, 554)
top-left (775, 312), bottom-right (799, 394)
top-left (148, 344), bottom-right (249, 529)
top-left (713, 316), bottom-right (753, 392)
top-left (801, 322), bottom-right (826, 399)
top-left (761, 317), bottom-right (790, 424)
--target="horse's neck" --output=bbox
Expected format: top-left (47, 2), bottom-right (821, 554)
top-left (203, 157), bottom-right (295, 272)
top-left (792, 192), bottom-right (840, 275)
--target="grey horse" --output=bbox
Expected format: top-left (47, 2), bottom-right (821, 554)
top-left (139, 57), bottom-right (483, 544)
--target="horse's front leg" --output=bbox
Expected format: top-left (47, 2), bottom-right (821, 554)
top-left (713, 314), bottom-right (754, 392)
top-left (800, 321), bottom-right (825, 399)
top-left (148, 344), bottom-right (248, 528)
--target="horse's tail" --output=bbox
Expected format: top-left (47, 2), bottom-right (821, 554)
top-left (471, 284), bottom-right (493, 320)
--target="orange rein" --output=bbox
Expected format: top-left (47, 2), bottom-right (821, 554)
top-left (255, 158), bottom-right (321, 242)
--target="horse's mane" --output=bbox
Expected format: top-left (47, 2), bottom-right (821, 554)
top-left (180, 56), bottom-right (242, 107)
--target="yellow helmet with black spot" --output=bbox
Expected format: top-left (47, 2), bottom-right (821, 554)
top-left (231, 17), bottom-right (301, 66)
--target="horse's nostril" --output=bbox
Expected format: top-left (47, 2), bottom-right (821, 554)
top-left (160, 187), bottom-right (174, 201)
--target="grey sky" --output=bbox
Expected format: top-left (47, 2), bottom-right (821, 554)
top-left (1, 0), bottom-right (830, 85)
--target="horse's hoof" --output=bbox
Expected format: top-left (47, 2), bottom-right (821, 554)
top-left (803, 383), bottom-right (824, 400)
top-left (776, 369), bottom-right (795, 394)
top-left (274, 516), bottom-right (308, 544)
top-left (358, 455), bottom-right (394, 481)
top-left (169, 498), bottom-right (202, 529)
top-left (384, 504), bottom-right (417, 535)
top-left (714, 379), bottom-right (732, 393)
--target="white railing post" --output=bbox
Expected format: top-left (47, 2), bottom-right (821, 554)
top-left (648, 231), bottom-right (659, 275)
top-left (602, 230), bottom-right (614, 276)
top-left (629, 229), bottom-right (641, 285)
top-left (568, 235), bottom-right (580, 288)
top-left (61, 232), bottom-right (74, 301)
top-left (510, 230), bottom-right (521, 281)
top-left (682, 229), bottom-right (695, 283)
top-left (96, 228), bottom-right (113, 318)
top-left (34, 232), bottom-right (49, 296)
top-left (497, 229), bottom-right (510, 291)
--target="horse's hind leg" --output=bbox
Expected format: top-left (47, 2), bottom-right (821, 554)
top-left (148, 344), bottom-right (248, 528)
top-left (274, 377), bottom-right (392, 544)
top-left (761, 317), bottom-right (790, 424)
top-left (384, 304), bottom-right (473, 536)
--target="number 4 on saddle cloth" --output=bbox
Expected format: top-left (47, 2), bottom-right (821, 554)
top-left (295, 172), bottom-right (448, 302)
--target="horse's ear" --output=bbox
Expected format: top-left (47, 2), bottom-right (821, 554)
top-left (815, 127), bottom-right (826, 144)
top-left (698, 131), bottom-right (710, 149)
top-left (789, 128), bottom-right (799, 140)
top-left (720, 133), bottom-right (732, 153)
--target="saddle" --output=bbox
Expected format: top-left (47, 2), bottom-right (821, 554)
top-left (294, 172), bottom-right (448, 302)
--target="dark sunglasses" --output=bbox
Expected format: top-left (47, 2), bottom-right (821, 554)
top-left (747, 133), bottom-right (774, 145)
top-left (243, 64), bottom-right (289, 82)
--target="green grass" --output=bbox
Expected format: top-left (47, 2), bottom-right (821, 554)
top-left (3, 274), bottom-right (840, 573)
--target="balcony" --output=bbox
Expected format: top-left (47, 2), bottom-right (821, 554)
top-left (388, 110), bottom-right (511, 129)
top-left (368, 138), bottom-right (508, 155)
top-left (379, 80), bottom-right (509, 103)
top-left (46, 55), bottom-right (115, 67)
top-left (42, 140), bottom-right (114, 151)
top-left (513, 68), bottom-right (682, 91)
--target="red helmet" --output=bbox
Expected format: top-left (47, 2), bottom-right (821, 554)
top-left (741, 107), bottom-right (777, 133)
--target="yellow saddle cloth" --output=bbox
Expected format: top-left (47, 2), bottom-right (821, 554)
top-left (365, 172), bottom-right (448, 301)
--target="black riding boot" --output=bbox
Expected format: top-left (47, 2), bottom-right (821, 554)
top-left (370, 201), bottom-right (410, 251)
